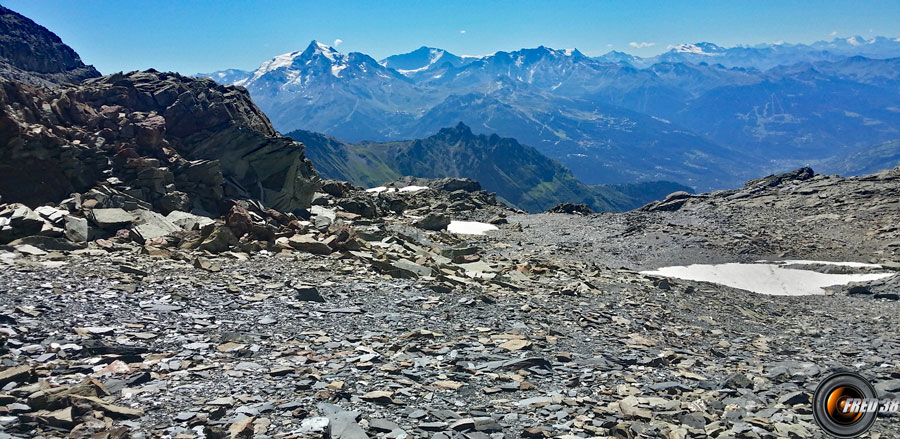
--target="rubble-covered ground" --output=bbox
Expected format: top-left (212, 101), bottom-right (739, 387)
top-left (2, 168), bottom-right (900, 439)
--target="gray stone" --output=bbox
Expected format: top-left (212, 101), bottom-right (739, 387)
top-left (414, 213), bottom-right (450, 231)
top-left (34, 206), bottom-right (67, 224)
top-left (318, 403), bottom-right (369, 439)
top-left (369, 418), bottom-right (401, 433)
top-left (64, 215), bottom-right (89, 242)
top-left (129, 210), bottom-right (180, 243)
top-left (198, 224), bottom-right (238, 253)
top-left (294, 284), bottom-right (325, 302)
top-left (88, 208), bottom-right (134, 229)
top-left (372, 258), bottom-right (433, 279)
top-left (166, 210), bottom-right (215, 231)
top-left (311, 206), bottom-right (336, 225)
top-left (288, 234), bottom-right (332, 255)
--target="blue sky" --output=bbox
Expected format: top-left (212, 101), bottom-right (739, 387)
top-left (5, 0), bottom-right (900, 75)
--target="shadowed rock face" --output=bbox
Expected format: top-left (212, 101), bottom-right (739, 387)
top-left (0, 5), bottom-right (101, 86)
top-left (0, 70), bottom-right (319, 214)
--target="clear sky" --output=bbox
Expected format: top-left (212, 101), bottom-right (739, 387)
top-left (5, 0), bottom-right (900, 75)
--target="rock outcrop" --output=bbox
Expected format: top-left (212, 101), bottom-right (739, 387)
top-left (0, 5), bottom-right (318, 217)
top-left (0, 5), bottom-right (101, 86)
top-left (544, 202), bottom-right (593, 215)
top-left (0, 70), bottom-right (319, 214)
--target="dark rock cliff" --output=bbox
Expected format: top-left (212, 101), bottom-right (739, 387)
top-left (0, 5), bottom-right (101, 85)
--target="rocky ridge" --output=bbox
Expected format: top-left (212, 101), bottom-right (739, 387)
top-left (0, 6), bottom-right (100, 86)
top-left (0, 69), bottom-right (318, 215)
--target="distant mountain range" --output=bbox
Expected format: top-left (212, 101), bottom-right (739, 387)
top-left (597, 37), bottom-right (900, 70)
top-left (288, 123), bottom-right (691, 212)
top-left (199, 36), bottom-right (900, 192)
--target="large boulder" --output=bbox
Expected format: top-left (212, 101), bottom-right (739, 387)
top-left (88, 208), bottom-right (133, 229)
top-left (129, 210), bottom-right (180, 243)
top-left (166, 210), bottom-right (215, 231)
top-left (197, 224), bottom-right (238, 253)
top-left (288, 234), bottom-right (333, 255)
top-left (0, 204), bottom-right (45, 243)
top-left (414, 213), bottom-right (450, 231)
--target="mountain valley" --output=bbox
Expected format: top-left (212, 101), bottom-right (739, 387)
top-left (202, 38), bottom-right (900, 191)
top-left (290, 124), bottom-right (692, 212)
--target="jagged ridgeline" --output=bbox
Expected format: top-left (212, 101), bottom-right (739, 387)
top-left (289, 123), bottom-right (692, 213)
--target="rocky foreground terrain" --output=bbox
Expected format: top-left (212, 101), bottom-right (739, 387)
top-left (2, 4), bottom-right (900, 439)
top-left (2, 166), bottom-right (900, 439)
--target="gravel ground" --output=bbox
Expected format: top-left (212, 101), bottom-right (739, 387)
top-left (2, 203), bottom-right (900, 438)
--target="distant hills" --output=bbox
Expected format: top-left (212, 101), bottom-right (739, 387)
top-left (289, 123), bottom-right (692, 212)
top-left (819, 139), bottom-right (900, 177)
top-left (200, 37), bottom-right (900, 192)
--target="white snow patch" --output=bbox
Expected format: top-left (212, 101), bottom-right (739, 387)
top-left (252, 52), bottom-right (300, 80)
top-left (641, 262), bottom-right (894, 296)
top-left (447, 221), bottom-right (499, 235)
top-left (397, 66), bottom-right (429, 75)
top-left (331, 64), bottom-right (347, 77)
top-left (396, 50), bottom-right (447, 76)
top-left (670, 43), bottom-right (716, 55)
top-left (315, 41), bottom-right (338, 61)
top-left (365, 186), bottom-right (428, 194)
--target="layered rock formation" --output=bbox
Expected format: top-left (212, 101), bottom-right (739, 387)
top-left (0, 5), bottom-right (319, 219)
top-left (0, 70), bottom-right (319, 215)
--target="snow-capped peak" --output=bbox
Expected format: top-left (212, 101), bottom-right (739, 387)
top-left (395, 49), bottom-right (446, 74)
top-left (256, 51), bottom-right (302, 74)
top-left (246, 40), bottom-right (353, 82)
top-left (669, 42), bottom-right (724, 56)
top-left (307, 40), bottom-right (341, 62)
